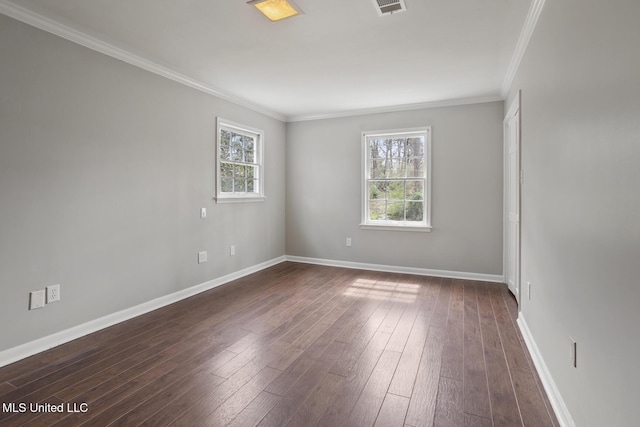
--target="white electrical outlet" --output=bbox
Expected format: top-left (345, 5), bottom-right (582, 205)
top-left (527, 281), bottom-right (532, 300)
top-left (230, 245), bottom-right (236, 256)
top-left (198, 251), bottom-right (207, 264)
top-left (29, 290), bottom-right (45, 310)
top-left (46, 284), bottom-right (60, 303)
top-left (200, 208), bottom-right (207, 219)
top-left (570, 337), bottom-right (577, 368)
top-left (346, 238), bottom-right (352, 247)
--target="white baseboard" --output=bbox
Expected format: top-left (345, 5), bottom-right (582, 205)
top-left (285, 255), bottom-right (504, 283)
top-left (517, 315), bottom-right (575, 427)
top-left (0, 256), bottom-right (286, 368)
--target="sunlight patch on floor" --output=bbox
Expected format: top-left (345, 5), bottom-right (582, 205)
top-left (343, 278), bottom-right (419, 303)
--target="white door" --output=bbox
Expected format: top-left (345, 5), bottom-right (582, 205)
top-left (505, 94), bottom-right (521, 301)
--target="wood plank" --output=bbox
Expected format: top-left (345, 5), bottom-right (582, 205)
top-left (476, 284), bottom-right (522, 426)
top-left (329, 301), bottom-right (392, 377)
top-left (63, 348), bottom-right (235, 426)
top-left (404, 325), bottom-right (446, 427)
top-left (385, 306), bottom-right (419, 352)
top-left (102, 352), bottom-right (238, 425)
top-left (488, 286), bottom-right (532, 373)
top-left (464, 413), bottom-right (493, 427)
top-left (203, 367), bottom-right (283, 427)
top-left (499, 285), bottom-right (560, 427)
top-left (265, 326), bottom-right (347, 397)
top-left (285, 373), bottom-right (344, 427)
top-left (510, 367), bottom-right (556, 427)
top-left (171, 367), bottom-right (281, 426)
top-left (316, 331), bottom-right (391, 426)
top-left (440, 279), bottom-right (464, 381)
top-left (462, 282), bottom-right (492, 419)
top-left (374, 393), bottom-right (410, 427)
top-left (256, 341), bottom-right (346, 427)
top-left (387, 282), bottom-right (442, 397)
top-left (228, 391), bottom-right (281, 427)
top-left (0, 382), bottom-right (15, 394)
top-left (434, 377), bottom-right (463, 427)
top-left (377, 302), bottom-right (406, 334)
top-left (347, 349), bottom-right (402, 426)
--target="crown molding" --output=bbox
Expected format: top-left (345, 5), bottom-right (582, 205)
top-left (0, 0), bottom-right (287, 122)
top-left (1, 0), bottom-right (529, 123)
top-left (500, 0), bottom-right (546, 97)
top-left (286, 94), bottom-right (504, 122)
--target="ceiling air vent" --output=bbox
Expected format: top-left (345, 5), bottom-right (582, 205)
top-left (372, 0), bottom-right (406, 16)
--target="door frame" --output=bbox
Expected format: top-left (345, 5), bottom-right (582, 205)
top-left (503, 91), bottom-right (521, 303)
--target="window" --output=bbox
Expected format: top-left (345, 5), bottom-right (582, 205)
top-left (361, 127), bottom-right (432, 231)
top-left (216, 118), bottom-right (265, 202)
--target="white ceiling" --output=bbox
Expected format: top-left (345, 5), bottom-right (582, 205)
top-left (1, 0), bottom-right (533, 121)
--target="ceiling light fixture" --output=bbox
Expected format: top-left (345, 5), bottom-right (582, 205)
top-left (247, 0), bottom-right (302, 22)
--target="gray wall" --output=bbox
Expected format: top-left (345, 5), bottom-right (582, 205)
top-left (286, 102), bottom-right (504, 275)
top-left (507, 1), bottom-right (640, 425)
top-left (0, 14), bottom-right (286, 352)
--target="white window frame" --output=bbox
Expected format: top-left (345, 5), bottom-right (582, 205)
top-left (361, 126), bottom-right (432, 232)
top-left (215, 117), bottom-right (265, 203)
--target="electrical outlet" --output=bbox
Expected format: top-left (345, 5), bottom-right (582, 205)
top-left (230, 245), bottom-right (236, 256)
top-left (198, 251), bottom-right (207, 264)
top-left (46, 284), bottom-right (60, 303)
top-left (570, 337), bottom-right (577, 368)
top-left (29, 290), bottom-right (45, 310)
top-left (346, 238), bottom-right (352, 247)
top-left (527, 281), bottom-right (532, 300)
top-left (200, 208), bottom-right (207, 219)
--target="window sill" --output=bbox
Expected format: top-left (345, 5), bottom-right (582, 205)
top-left (359, 223), bottom-right (432, 232)
top-left (215, 196), bottom-right (266, 204)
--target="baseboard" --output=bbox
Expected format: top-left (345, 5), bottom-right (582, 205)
top-left (285, 255), bottom-right (504, 283)
top-left (0, 255), bottom-right (287, 368)
top-left (517, 315), bottom-right (575, 427)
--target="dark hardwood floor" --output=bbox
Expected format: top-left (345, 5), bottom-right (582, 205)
top-left (0, 262), bottom-right (559, 426)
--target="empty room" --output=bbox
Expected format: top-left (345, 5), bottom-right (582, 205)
top-left (0, 0), bottom-right (638, 426)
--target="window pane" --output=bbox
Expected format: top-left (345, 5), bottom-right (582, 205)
top-left (387, 201), bottom-right (405, 221)
top-left (370, 158), bottom-right (386, 179)
top-left (406, 201), bottom-right (424, 221)
top-left (244, 137), bottom-right (255, 163)
top-left (406, 158), bottom-right (424, 178)
top-left (406, 180), bottom-right (424, 200)
top-left (388, 157), bottom-right (406, 178)
top-left (220, 130), bottom-right (231, 160)
top-left (369, 182), bottom-right (383, 200)
top-left (387, 139), bottom-right (404, 159)
top-left (221, 177), bottom-right (233, 192)
top-left (245, 148), bottom-right (254, 163)
top-left (405, 137), bottom-right (424, 158)
top-left (234, 164), bottom-right (246, 179)
top-left (221, 162), bottom-right (233, 177)
top-left (369, 200), bottom-right (386, 220)
top-left (231, 134), bottom-right (243, 161)
top-left (369, 139), bottom-right (383, 161)
top-left (387, 181), bottom-right (405, 200)
top-left (247, 179), bottom-right (255, 192)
